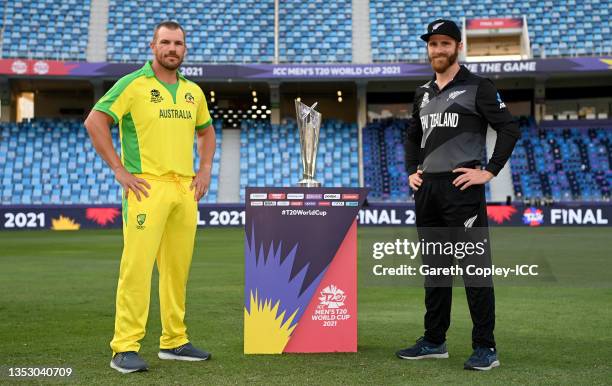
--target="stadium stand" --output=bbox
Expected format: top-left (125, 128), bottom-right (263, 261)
top-left (0, 0), bottom-right (91, 61)
top-left (511, 121), bottom-right (611, 202)
top-left (370, 0), bottom-right (612, 62)
top-left (362, 118), bottom-right (411, 202)
top-left (106, 0), bottom-right (275, 63)
top-left (0, 119), bottom-right (222, 204)
top-left (278, 0), bottom-right (352, 63)
top-left (239, 120), bottom-right (359, 201)
top-left (363, 116), bottom-right (603, 203)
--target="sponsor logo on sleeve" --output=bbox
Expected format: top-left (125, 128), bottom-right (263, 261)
top-left (496, 92), bottom-right (506, 109)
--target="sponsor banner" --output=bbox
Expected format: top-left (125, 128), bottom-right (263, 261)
top-left (0, 204), bottom-right (244, 230)
top-left (244, 187), bottom-right (368, 354)
top-left (357, 203), bottom-right (611, 227)
top-left (1, 57), bottom-right (610, 79)
top-left (0, 203), bottom-right (609, 230)
top-left (466, 18), bottom-right (523, 29)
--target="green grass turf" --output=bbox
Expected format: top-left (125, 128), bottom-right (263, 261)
top-left (0, 227), bottom-right (610, 385)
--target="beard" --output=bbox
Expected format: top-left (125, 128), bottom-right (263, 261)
top-left (156, 51), bottom-right (183, 71)
top-left (428, 47), bottom-right (459, 73)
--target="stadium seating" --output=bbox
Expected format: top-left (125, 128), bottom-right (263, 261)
top-left (511, 121), bottom-right (611, 201)
top-left (239, 120), bottom-right (359, 201)
top-left (370, 0), bottom-right (611, 62)
top-left (278, 0), bottom-right (352, 63)
top-left (106, 0), bottom-right (275, 63)
top-left (362, 118), bottom-right (411, 202)
top-left (0, 119), bottom-right (222, 205)
top-left (0, 0), bottom-right (91, 60)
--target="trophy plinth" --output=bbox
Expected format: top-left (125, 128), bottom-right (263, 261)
top-left (295, 99), bottom-right (322, 187)
top-left (298, 178), bottom-right (321, 188)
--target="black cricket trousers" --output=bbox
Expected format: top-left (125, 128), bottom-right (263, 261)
top-left (414, 171), bottom-right (496, 349)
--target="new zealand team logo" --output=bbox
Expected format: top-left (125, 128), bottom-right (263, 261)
top-left (150, 89), bottom-right (163, 103)
top-left (447, 89), bottom-right (466, 102)
top-left (522, 207), bottom-right (544, 226)
top-left (136, 213), bottom-right (147, 229)
top-left (185, 92), bottom-right (195, 104)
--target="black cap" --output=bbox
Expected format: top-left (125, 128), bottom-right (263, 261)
top-left (420, 19), bottom-right (461, 42)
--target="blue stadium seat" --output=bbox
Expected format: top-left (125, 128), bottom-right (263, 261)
top-left (239, 119), bottom-right (359, 201)
top-left (369, 0), bottom-right (611, 62)
top-left (0, 119), bottom-right (223, 204)
top-left (0, 0), bottom-right (91, 60)
top-left (106, 0), bottom-right (274, 63)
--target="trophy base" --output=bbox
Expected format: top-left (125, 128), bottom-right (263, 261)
top-left (298, 178), bottom-right (321, 188)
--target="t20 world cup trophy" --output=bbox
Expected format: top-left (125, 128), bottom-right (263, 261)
top-left (295, 99), bottom-right (322, 187)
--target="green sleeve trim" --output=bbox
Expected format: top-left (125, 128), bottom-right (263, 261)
top-left (196, 118), bottom-right (213, 131)
top-left (93, 69), bottom-right (142, 122)
top-left (92, 106), bottom-right (119, 124)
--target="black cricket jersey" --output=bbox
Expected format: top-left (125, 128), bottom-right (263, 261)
top-left (405, 65), bottom-right (520, 176)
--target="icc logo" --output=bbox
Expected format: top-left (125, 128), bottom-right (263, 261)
top-left (318, 285), bottom-right (346, 309)
top-left (150, 89), bottom-right (163, 103)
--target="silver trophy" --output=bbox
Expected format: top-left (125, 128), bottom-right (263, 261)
top-left (295, 99), bottom-right (322, 187)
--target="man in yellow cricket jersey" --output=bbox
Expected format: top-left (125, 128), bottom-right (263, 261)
top-left (84, 21), bottom-right (215, 374)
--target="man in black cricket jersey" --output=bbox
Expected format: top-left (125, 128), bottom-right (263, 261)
top-left (395, 19), bottom-right (520, 371)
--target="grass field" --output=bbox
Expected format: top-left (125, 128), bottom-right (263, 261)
top-left (0, 227), bottom-right (611, 385)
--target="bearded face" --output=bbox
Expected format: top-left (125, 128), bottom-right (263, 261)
top-left (427, 35), bottom-right (460, 73)
top-left (151, 26), bottom-right (186, 71)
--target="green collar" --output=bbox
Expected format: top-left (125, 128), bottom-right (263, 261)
top-left (142, 60), bottom-right (185, 81)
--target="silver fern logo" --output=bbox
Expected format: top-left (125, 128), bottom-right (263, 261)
top-left (432, 22), bottom-right (444, 30)
top-left (447, 90), bottom-right (466, 102)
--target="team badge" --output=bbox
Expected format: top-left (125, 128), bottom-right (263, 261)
top-left (185, 92), bottom-right (195, 104)
top-left (136, 213), bottom-right (147, 229)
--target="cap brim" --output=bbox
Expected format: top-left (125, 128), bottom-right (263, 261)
top-left (420, 33), bottom-right (432, 42)
top-left (420, 32), bottom-right (460, 42)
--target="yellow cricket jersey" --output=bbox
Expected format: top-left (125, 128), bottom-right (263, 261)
top-left (93, 61), bottom-right (212, 177)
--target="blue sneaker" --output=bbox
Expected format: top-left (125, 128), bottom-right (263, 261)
top-left (464, 347), bottom-right (500, 371)
top-left (110, 351), bottom-right (148, 374)
top-left (396, 337), bottom-right (449, 360)
top-left (158, 342), bottom-right (211, 361)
